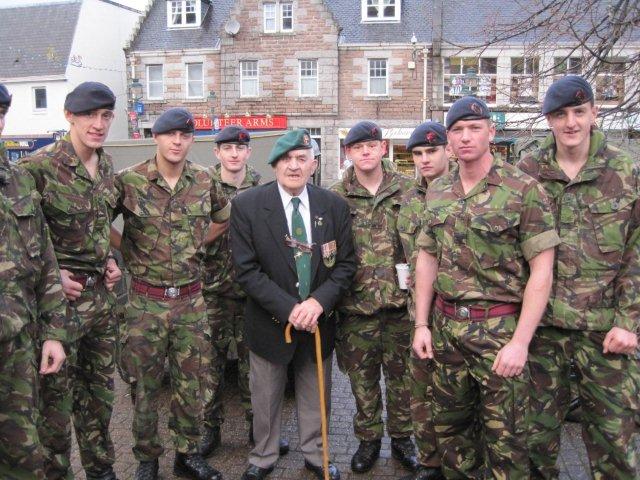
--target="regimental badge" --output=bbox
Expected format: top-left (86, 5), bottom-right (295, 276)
top-left (371, 127), bottom-right (378, 137)
top-left (426, 131), bottom-right (437, 144)
top-left (321, 240), bottom-right (337, 268)
top-left (303, 134), bottom-right (310, 145)
top-left (470, 102), bottom-right (483, 115)
top-left (239, 131), bottom-right (249, 142)
top-left (575, 88), bottom-right (586, 102)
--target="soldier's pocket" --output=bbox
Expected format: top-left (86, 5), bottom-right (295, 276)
top-left (122, 195), bottom-right (164, 250)
top-left (469, 211), bottom-right (521, 269)
top-left (11, 194), bottom-right (40, 259)
top-left (186, 199), bottom-right (212, 250)
top-left (587, 194), bottom-right (635, 267)
top-left (43, 192), bottom-right (92, 250)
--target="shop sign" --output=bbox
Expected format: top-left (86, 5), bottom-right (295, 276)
top-left (194, 115), bottom-right (288, 131)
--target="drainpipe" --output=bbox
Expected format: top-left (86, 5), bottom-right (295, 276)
top-left (422, 45), bottom-right (428, 121)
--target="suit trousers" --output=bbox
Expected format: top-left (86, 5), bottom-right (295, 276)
top-left (249, 350), bottom-right (332, 469)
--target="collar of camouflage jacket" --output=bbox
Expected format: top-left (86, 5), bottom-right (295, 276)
top-left (212, 162), bottom-right (261, 188)
top-left (342, 160), bottom-right (401, 199)
top-left (538, 130), bottom-right (608, 182)
top-left (58, 134), bottom-right (107, 169)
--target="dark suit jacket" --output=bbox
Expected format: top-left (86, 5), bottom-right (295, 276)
top-left (231, 181), bottom-right (356, 364)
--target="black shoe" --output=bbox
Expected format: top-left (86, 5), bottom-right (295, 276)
top-left (351, 439), bottom-right (381, 473)
top-left (399, 465), bottom-right (445, 480)
top-left (391, 437), bottom-right (419, 472)
top-left (200, 426), bottom-right (221, 458)
top-left (248, 423), bottom-right (289, 455)
top-left (304, 460), bottom-right (341, 480)
top-left (240, 464), bottom-right (274, 480)
top-left (174, 453), bottom-right (222, 480)
top-left (134, 460), bottom-right (159, 480)
top-left (86, 467), bottom-right (117, 480)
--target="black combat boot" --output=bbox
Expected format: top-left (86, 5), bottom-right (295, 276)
top-left (200, 425), bottom-right (221, 458)
top-left (134, 460), bottom-right (158, 480)
top-left (174, 452), bottom-right (222, 480)
top-left (391, 436), bottom-right (419, 471)
top-left (351, 439), bottom-right (381, 473)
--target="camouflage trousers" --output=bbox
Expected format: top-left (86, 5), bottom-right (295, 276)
top-left (39, 283), bottom-right (116, 479)
top-left (0, 327), bottom-right (46, 480)
top-left (431, 309), bottom-right (530, 480)
top-left (120, 289), bottom-right (210, 461)
top-left (409, 351), bottom-right (440, 468)
top-left (528, 326), bottom-right (640, 480)
top-left (203, 293), bottom-right (251, 428)
top-left (336, 308), bottom-right (412, 440)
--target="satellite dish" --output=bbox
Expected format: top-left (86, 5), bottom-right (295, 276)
top-left (224, 18), bottom-right (240, 36)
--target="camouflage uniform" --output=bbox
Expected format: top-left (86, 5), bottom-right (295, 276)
top-left (116, 157), bottom-right (229, 461)
top-left (203, 164), bottom-right (260, 428)
top-left (20, 135), bottom-right (118, 479)
top-left (416, 157), bottom-right (559, 479)
top-left (518, 131), bottom-right (640, 480)
top-left (0, 152), bottom-right (68, 480)
top-left (330, 163), bottom-right (415, 441)
top-left (397, 176), bottom-right (439, 469)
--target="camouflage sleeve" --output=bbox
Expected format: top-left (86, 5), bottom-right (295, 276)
top-left (614, 194), bottom-right (640, 333)
top-left (34, 192), bottom-right (68, 343)
top-left (112, 171), bottom-right (125, 218)
top-left (519, 181), bottom-right (560, 261)
top-left (211, 179), bottom-right (230, 223)
top-left (18, 157), bottom-right (45, 195)
top-left (416, 208), bottom-right (437, 255)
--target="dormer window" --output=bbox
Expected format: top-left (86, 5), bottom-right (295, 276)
top-left (362, 0), bottom-right (400, 23)
top-left (167, 0), bottom-right (201, 28)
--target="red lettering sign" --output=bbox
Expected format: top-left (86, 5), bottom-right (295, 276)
top-left (194, 115), bottom-right (288, 131)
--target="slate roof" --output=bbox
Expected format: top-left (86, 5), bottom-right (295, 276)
top-left (0, 1), bottom-right (82, 79)
top-left (324, 0), bottom-right (432, 45)
top-left (129, 0), bottom-right (235, 51)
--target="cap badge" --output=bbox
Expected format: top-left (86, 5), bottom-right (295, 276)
top-left (239, 131), bottom-right (249, 141)
top-left (575, 88), bottom-right (586, 102)
top-left (426, 131), bottom-right (437, 144)
top-left (470, 102), bottom-right (483, 115)
top-left (303, 134), bottom-right (310, 145)
top-left (371, 127), bottom-right (378, 137)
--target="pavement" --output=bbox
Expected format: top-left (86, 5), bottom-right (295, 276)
top-left (71, 358), bottom-right (602, 480)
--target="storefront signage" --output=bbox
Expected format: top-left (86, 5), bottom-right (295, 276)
top-left (194, 115), bottom-right (288, 131)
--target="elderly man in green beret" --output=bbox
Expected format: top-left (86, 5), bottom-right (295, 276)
top-left (231, 129), bottom-right (357, 480)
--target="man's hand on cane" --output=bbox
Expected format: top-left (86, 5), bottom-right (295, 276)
top-left (288, 298), bottom-right (324, 332)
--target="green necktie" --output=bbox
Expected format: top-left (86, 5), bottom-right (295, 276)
top-left (291, 197), bottom-right (311, 299)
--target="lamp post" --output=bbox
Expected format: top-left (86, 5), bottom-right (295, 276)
top-left (128, 78), bottom-right (143, 139)
top-left (207, 90), bottom-right (216, 134)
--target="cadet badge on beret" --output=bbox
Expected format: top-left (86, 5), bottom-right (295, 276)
top-left (575, 88), bottom-right (586, 102)
top-left (426, 131), bottom-right (437, 144)
top-left (321, 240), bottom-right (337, 268)
top-left (303, 134), bottom-right (310, 145)
top-left (371, 127), bottom-right (378, 137)
top-left (239, 131), bottom-right (249, 142)
top-left (470, 102), bottom-right (483, 115)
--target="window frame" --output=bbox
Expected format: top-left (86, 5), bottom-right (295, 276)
top-left (368, 58), bottom-right (388, 96)
top-left (167, 0), bottom-right (201, 29)
top-left (263, 1), bottom-right (293, 33)
top-left (444, 56), bottom-right (498, 104)
top-left (32, 86), bottom-right (47, 112)
top-left (510, 56), bottom-right (540, 104)
top-left (299, 59), bottom-right (318, 97)
top-left (263, 2), bottom-right (277, 33)
top-left (362, 0), bottom-right (400, 23)
top-left (146, 64), bottom-right (164, 100)
top-left (280, 2), bottom-right (293, 31)
top-left (185, 62), bottom-right (204, 99)
top-left (240, 60), bottom-right (259, 98)
top-left (595, 57), bottom-right (626, 103)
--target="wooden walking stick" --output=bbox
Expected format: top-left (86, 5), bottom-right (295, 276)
top-left (285, 323), bottom-right (330, 480)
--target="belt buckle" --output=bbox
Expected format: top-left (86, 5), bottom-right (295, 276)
top-left (456, 306), bottom-right (470, 319)
top-left (85, 276), bottom-right (96, 288)
top-left (165, 286), bottom-right (180, 298)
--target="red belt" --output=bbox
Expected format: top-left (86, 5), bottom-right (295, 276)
top-left (435, 296), bottom-right (520, 322)
top-left (70, 273), bottom-right (101, 289)
top-left (131, 278), bottom-right (201, 300)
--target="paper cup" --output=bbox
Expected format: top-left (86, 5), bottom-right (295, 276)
top-left (395, 263), bottom-right (410, 290)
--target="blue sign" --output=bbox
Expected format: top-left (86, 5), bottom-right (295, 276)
top-left (134, 101), bottom-right (145, 115)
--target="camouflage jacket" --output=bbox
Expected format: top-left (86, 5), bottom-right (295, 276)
top-left (331, 163), bottom-right (416, 315)
top-left (116, 157), bottom-right (230, 287)
top-left (417, 157), bottom-right (560, 304)
top-left (19, 135), bottom-right (117, 274)
top-left (398, 176), bottom-right (428, 269)
top-left (203, 164), bottom-right (261, 299)
top-left (518, 131), bottom-right (640, 333)
top-left (0, 154), bottom-right (68, 342)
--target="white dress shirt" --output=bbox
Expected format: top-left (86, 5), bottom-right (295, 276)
top-left (277, 182), bottom-right (312, 243)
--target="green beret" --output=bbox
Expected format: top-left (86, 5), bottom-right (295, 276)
top-left (268, 129), bottom-right (313, 165)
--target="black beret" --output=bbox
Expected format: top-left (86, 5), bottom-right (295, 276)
top-left (215, 125), bottom-right (250, 144)
top-left (406, 121), bottom-right (447, 150)
top-left (152, 108), bottom-right (195, 135)
top-left (344, 121), bottom-right (382, 147)
top-left (268, 129), bottom-right (312, 165)
top-left (64, 82), bottom-right (115, 113)
top-left (542, 75), bottom-right (594, 115)
top-left (446, 96), bottom-right (490, 129)
top-left (0, 84), bottom-right (12, 107)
